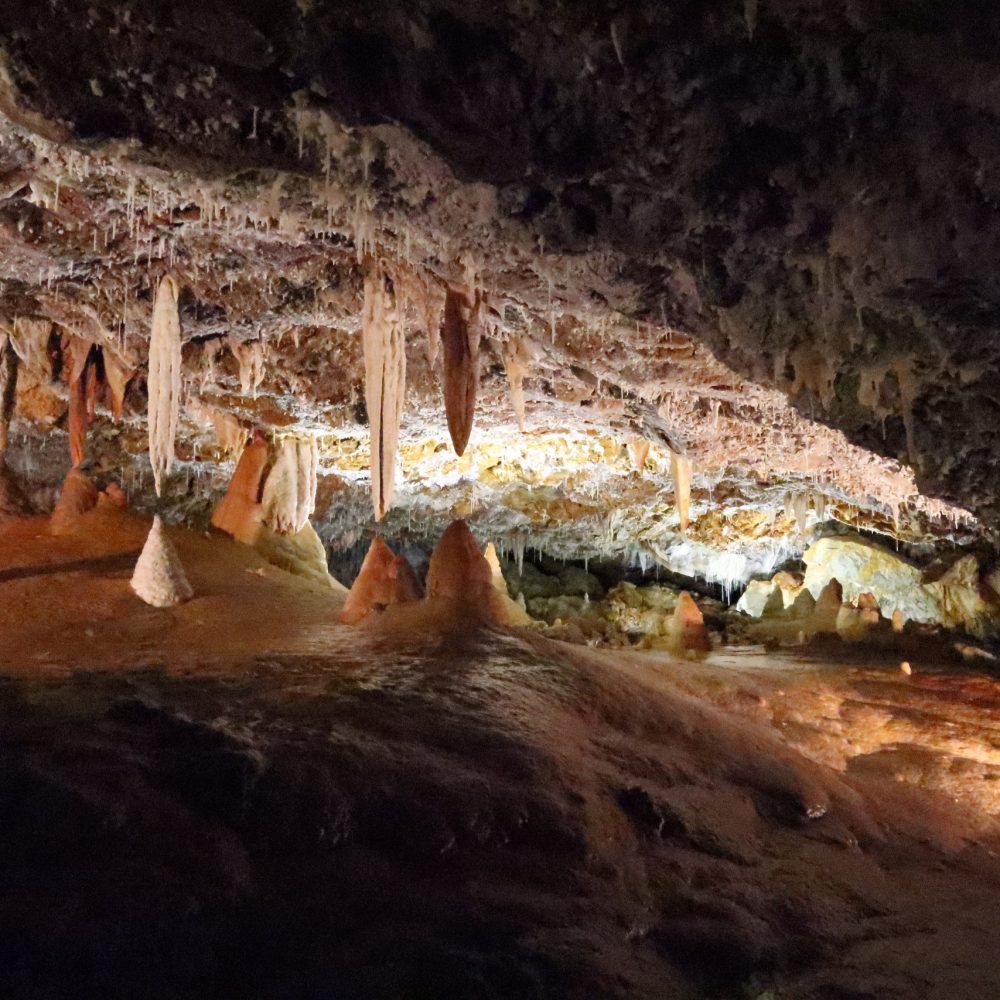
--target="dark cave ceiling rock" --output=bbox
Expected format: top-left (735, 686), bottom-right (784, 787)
top-left (1, 0), bottom-right (999, 522)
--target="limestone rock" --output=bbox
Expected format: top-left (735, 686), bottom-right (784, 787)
top-left (340, 536), bottom-right (422, 624)
top-left (130, 516), bottom-right (193, 608)
top-left (253, 521), bottom-right (345, 592)
top-left (736, 579), bottom-right (778, 617)
top-left (804, 535), bottom-right (998, 634)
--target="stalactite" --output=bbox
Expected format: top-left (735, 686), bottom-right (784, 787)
top-left (670, 450), bottom-right (692, 530)
top-left (148, 275), bottom-right (183, 497)
top-left (0, 333), bottom-right (19, 456)
top-left (67, 353), bottom-right (90, 467)
top-left (102, 349), bottom-right (132, 421)
top-left (502, 336), bottom-right (533, 432)
top-left (261, 435), bottom-right (317, 535)
top-left (441, 287), bottom-right (479, 456)
top-left (362, 264), bottom-right (405, 520)
top-left (627, 436), bottom-right (650, 473)
top-left (229, 338), bottom-right (266, 396)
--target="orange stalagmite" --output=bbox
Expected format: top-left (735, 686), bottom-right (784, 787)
top-left (667, 591), bottom-right (711, 654)
top-left (441, 288), bottom-right (479, 456)
top-left (50, 467), bottom-right (100, 534)
top-left (339, 536), bottom-right (423, 624)
top-left (426, 520), bottom-right (493, 602)
top-left (425, 521), bottom-right (527, 626)
top-left (211, 431), bottom-right (269, 543)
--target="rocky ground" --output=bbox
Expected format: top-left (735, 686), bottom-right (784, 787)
top-left (2, 506), bottom-right (1000, 999)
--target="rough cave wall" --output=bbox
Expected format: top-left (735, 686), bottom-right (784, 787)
top-left (2, 0), bottom-right (1000, 517)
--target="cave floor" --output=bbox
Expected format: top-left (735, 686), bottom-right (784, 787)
top-left (2, 509), bottom-right (1000, 999)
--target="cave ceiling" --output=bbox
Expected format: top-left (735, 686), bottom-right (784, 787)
top-left (0, 0), bottom-right (996, 573)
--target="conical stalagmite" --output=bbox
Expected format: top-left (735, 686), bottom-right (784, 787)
top-left (148, 275), bottom-right (183, 497)
top-left (426, 519), bottom-right (493, 603)
top-left (339, 536), bottom-right (423, 624)
top-left (50, 468), bottom-right (99, 534)
top-left (667, 591), bottom-right (711, 654)
top-left (362, 265), bottom-right (406, 520)
top-left (671, 449), bottom-right (692, 530)
top-left (484, 541), bottom-right (532, 625)
top-left (211, 431), bottom-right (269, 543)
top-left (441, 287), bottom-right (479, 456)
top-left (130, 515), bottom-right (193, 608)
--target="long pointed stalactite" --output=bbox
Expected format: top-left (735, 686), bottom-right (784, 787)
top-left (147, 275), bottom-right (183, 498)
top-left (441, 287), bottom-right (479, 456)
top-left (362, 263), bottom-right (406, 521)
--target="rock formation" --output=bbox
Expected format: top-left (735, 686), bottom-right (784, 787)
top-left (501, 336), bottom-right (534, 432)
top-left (130, 515), bottom-right (193, 608)
top-left (666, 591), bottom-right (712, 655)
top-left (147, 275), bottom-right (183, 498)
top-left (50, 468), bottom-right (100, 534)
top-left (211, 431), bottom-right (270, 543)
top-left (670, 451), bottom-right (692, 531)
top-left (261, 436), bottom-right (318, 535)
top-left (362, 265), bottom-right (406, 520)
top-left (441, 288), bottom-right (479, 457)
top-left (339, 536), bottom-right (423, 624)
top-left (212, 431), bottom-right (341, 589)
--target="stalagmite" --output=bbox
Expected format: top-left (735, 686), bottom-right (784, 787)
top-left (666, 591), bottom-right (712, 654)
top-left (892, 607), bottom-right (905, 633)
top-left (339, 536), bottom-right (423, 624)
top-left (810, 578), bottom-right (843, 634)
top-left (130, 515), bottom-right (193, 608)
top-left (212, 432), bottom-right (342, 590)
top-left (211, 431), bottom-right (269, 543)
top-left (441, 287), bottom-right (479, 456)
top-left (426, 520), bottom-right (493, 603)
top-left (362, 265), bottom-right (406, 520)
top-left (50, 468), bottom-right (99, 534)
top-left (484, 541), bottom-right (532, 625)
top-left (148, 275), bottom-right (182, 497)
top-left (670, 450), bottom-right (692, 530)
